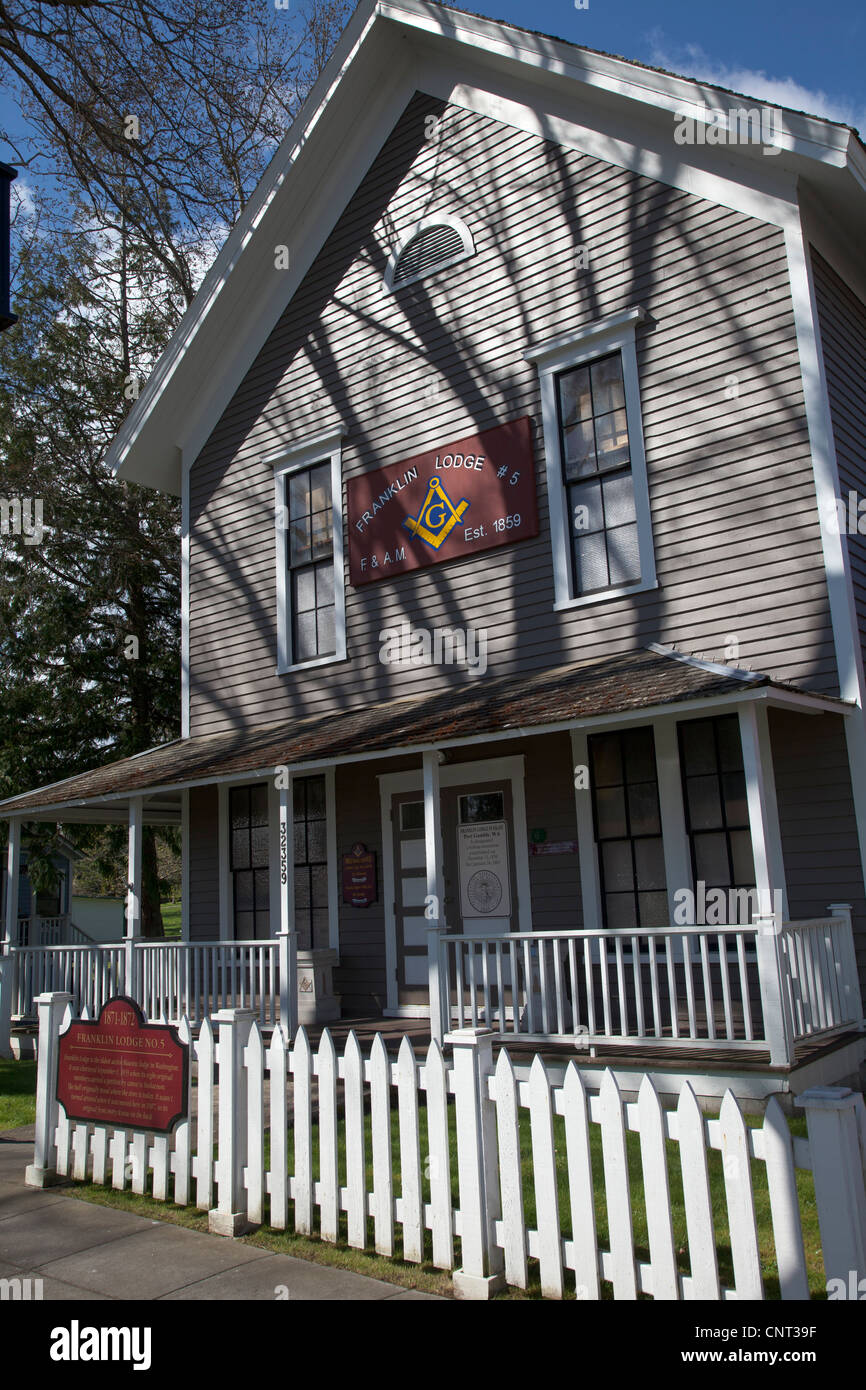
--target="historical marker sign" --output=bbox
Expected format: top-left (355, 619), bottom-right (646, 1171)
top-left (346, 416), bottom-right (538, 585)
top-left (56, 996), bottom-right (189, 1134)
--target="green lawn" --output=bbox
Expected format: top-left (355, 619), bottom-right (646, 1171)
top-left (160, 902), bottom-right (182, 938)
top-left (0, 1059), bottom-right (38, 1130)
top-left (0, 1051), bottom-right (823, 1299)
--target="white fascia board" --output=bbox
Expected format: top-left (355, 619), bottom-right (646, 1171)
top-left (107, 0), bottom-right (399, 495)
top-left (385, 0), bottom-right (857, 168)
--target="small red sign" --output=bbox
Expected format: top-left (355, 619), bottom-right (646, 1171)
top-left (56, 996), bottom-right (189, 1134)
top-left (342, 843), bottom-right (377, 907)
top-left (347, 416), bottom-right (538, 585)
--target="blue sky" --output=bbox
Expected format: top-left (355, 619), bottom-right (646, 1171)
top-left (2, 0), bottom-right (864, 205)
top-left (475, 0), bottom-right (866, 129)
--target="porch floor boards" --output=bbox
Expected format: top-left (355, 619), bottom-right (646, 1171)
top-left (305, 1016), bottom-right (864, 1076)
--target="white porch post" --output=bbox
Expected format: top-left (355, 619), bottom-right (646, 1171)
top-left (3, 819), bottom-right (21, 951)
top-left (570, 728), bottom-right (601, 930)
top-left (738, 703), bottom-right (792, 1065)
top-left (277, 776), bottom-right (298, 1036)
top-left (125, 796), bottom-right (143, 997)
top-left (423, 750), bottom-right (447, 1043)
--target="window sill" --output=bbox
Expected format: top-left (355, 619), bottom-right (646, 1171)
top-left (276, 651), bottom-right (349, 676)
top-left (553, 579), bottom-right (659, 613)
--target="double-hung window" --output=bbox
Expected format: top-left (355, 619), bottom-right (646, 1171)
top-left (526, 307), bottom-right (656, 610)
top-left (272, 430), bottom-right (346, 672)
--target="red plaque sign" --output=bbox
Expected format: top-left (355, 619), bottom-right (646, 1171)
top-left (347, 416), bottom-right (538, 585)
top-left (56, 996), bottom-right (189, 1134)
top-left (342, 842), bottom-right (377, 907)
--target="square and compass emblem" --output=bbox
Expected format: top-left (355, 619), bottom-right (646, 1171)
top-left (346, 416), bottom-right (538, 584)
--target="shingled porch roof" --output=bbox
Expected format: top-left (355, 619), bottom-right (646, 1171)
top-left (0, 647), bottom-right (849, 821)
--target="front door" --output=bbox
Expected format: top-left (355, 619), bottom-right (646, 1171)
top-left (390, 779), bottom-right (519, 1008)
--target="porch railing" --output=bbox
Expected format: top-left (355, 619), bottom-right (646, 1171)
top-left (431, 911), bottom-right (865, 1064)
top-left (17, 915), bottom-right (95, 947)
top-left (3, 937), bottom-right (289, 1031)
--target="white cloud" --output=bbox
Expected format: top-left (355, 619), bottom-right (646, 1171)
top-left (11, 177), bottom-right (37, 219)
top-left (644, 32), bottom-right (866, 134)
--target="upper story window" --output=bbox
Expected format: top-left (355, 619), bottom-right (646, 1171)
top-left (272, 429), bottom-right (346, 674)
top-left (384, 216), bottom-right (475, 292)
top-left (287, 462), bottom-right (335, 662)
top-left (525, 307), bottom-right (657, 611)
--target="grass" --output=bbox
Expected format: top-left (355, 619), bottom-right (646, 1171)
top-left (0, 1058), bottom-right (38, 1129)
top-left (160, 902), bottom-right (182, 938)
top-left (0, 1054), bottom-right (824, 1299)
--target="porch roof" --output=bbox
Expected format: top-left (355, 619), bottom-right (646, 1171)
top-left (0, 647), bottom-right (850, 821)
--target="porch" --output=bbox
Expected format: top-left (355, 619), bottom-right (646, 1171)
top-left (2, 912), bottom-right (863, 1092)
top-left (1, 648), bottom-right (865, 1093)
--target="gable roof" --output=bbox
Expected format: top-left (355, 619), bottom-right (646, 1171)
top-left (108, 0), bottom-right (866, 497)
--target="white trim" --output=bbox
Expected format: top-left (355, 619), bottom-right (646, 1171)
top-left (753, 703), bottom-right (790, 920)
top-left (277, 777), bottom-right (295, 938)
top-left (569, 728), bottom-right (601, 931)
top-left (652, 717), bottom-right (694, 919)
top-left (379, 754), bottom-right (531, 1009)
top-left (554, 579), bottom-right (659, 613)
top-left (273, 433), bottom-right (346, 674)
top-left (738, 703), bottom-right (787, 913)
top-left (125, 796), bottom-right (144, 941)
top-left (268, 778), bottom-right (281, 940)
top-left (384, 213), bottom-right (475, 292)
top-left (380, 781), bottom-right (398, 1010)
top-left (422, 749), bottom-right (445, 927)
top-left (530, 307), bottom-right (656, 609)
top-left (784, 216), bottom-right (866, 904)
top-left (218, 783), bottom-right (231, 941)
top-left (180, 447), bottom-right (190, 738)
top-left (325, 765), bottom-right (339, 954)
top-left (180, 789), bottom-right (190, 941)
top-left (525, 307), bottom-right (646, 365)
top-left (3, 819), bottom-right (21, 949)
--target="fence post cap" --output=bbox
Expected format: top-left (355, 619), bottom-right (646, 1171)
top-left (211, 1007), bottom-right (257, 1023)
top-left (444, 1027), bottom-right (495, 1047)
top-left (796, 1086), bottom-right (858, 1110)
top-left (33, 991), bottom-right (74, 1005)
top-left (828, 902), bottom-right (853, 914)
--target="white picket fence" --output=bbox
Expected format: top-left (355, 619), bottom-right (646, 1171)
top-left (26, 994), bottom-right (866, 1299)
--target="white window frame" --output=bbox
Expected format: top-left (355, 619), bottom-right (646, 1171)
top-left (525, 306), bottom-right (657, 612)
top-left (271, 428), bottom-right (346, 674)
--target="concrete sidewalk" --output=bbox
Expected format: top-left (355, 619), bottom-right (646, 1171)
top-left (0, 1127), bottom-right (445, 1302)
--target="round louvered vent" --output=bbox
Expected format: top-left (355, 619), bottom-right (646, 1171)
top-left (386, 216), bottom-right (475, 291)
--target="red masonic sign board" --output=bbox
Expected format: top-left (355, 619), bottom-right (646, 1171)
top-left (56, 996), bottom-right (189, 1134)
top-left (347, 416), bottom-right (538, 585)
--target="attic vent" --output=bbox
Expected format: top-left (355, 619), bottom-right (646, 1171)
top-left (385, 216), bottom-right (475, 291)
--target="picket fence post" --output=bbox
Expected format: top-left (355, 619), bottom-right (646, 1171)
top-left (25, 991), bottom-right (72, 1187)
top-left (209, 1007), bottom-right (255, 1235)
top-left (0, 954), bottom-right (13, 1059)
top-left (448, 1026), bottom-right (506, 1299)
top-left (800, 1086), bottom-right (866, 1293)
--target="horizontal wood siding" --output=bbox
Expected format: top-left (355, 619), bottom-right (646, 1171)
top-left (188, 784), bottom-right (219, 941)
top-left (811, 249), bottom-right (866, 664)
top-left (188, 92), bottom-right (835, 737)
top-left (770, 708), bottom-right (866, 992)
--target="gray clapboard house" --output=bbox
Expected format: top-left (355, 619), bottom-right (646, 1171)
top-left (2, 0), bottom-right (866, 1100)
